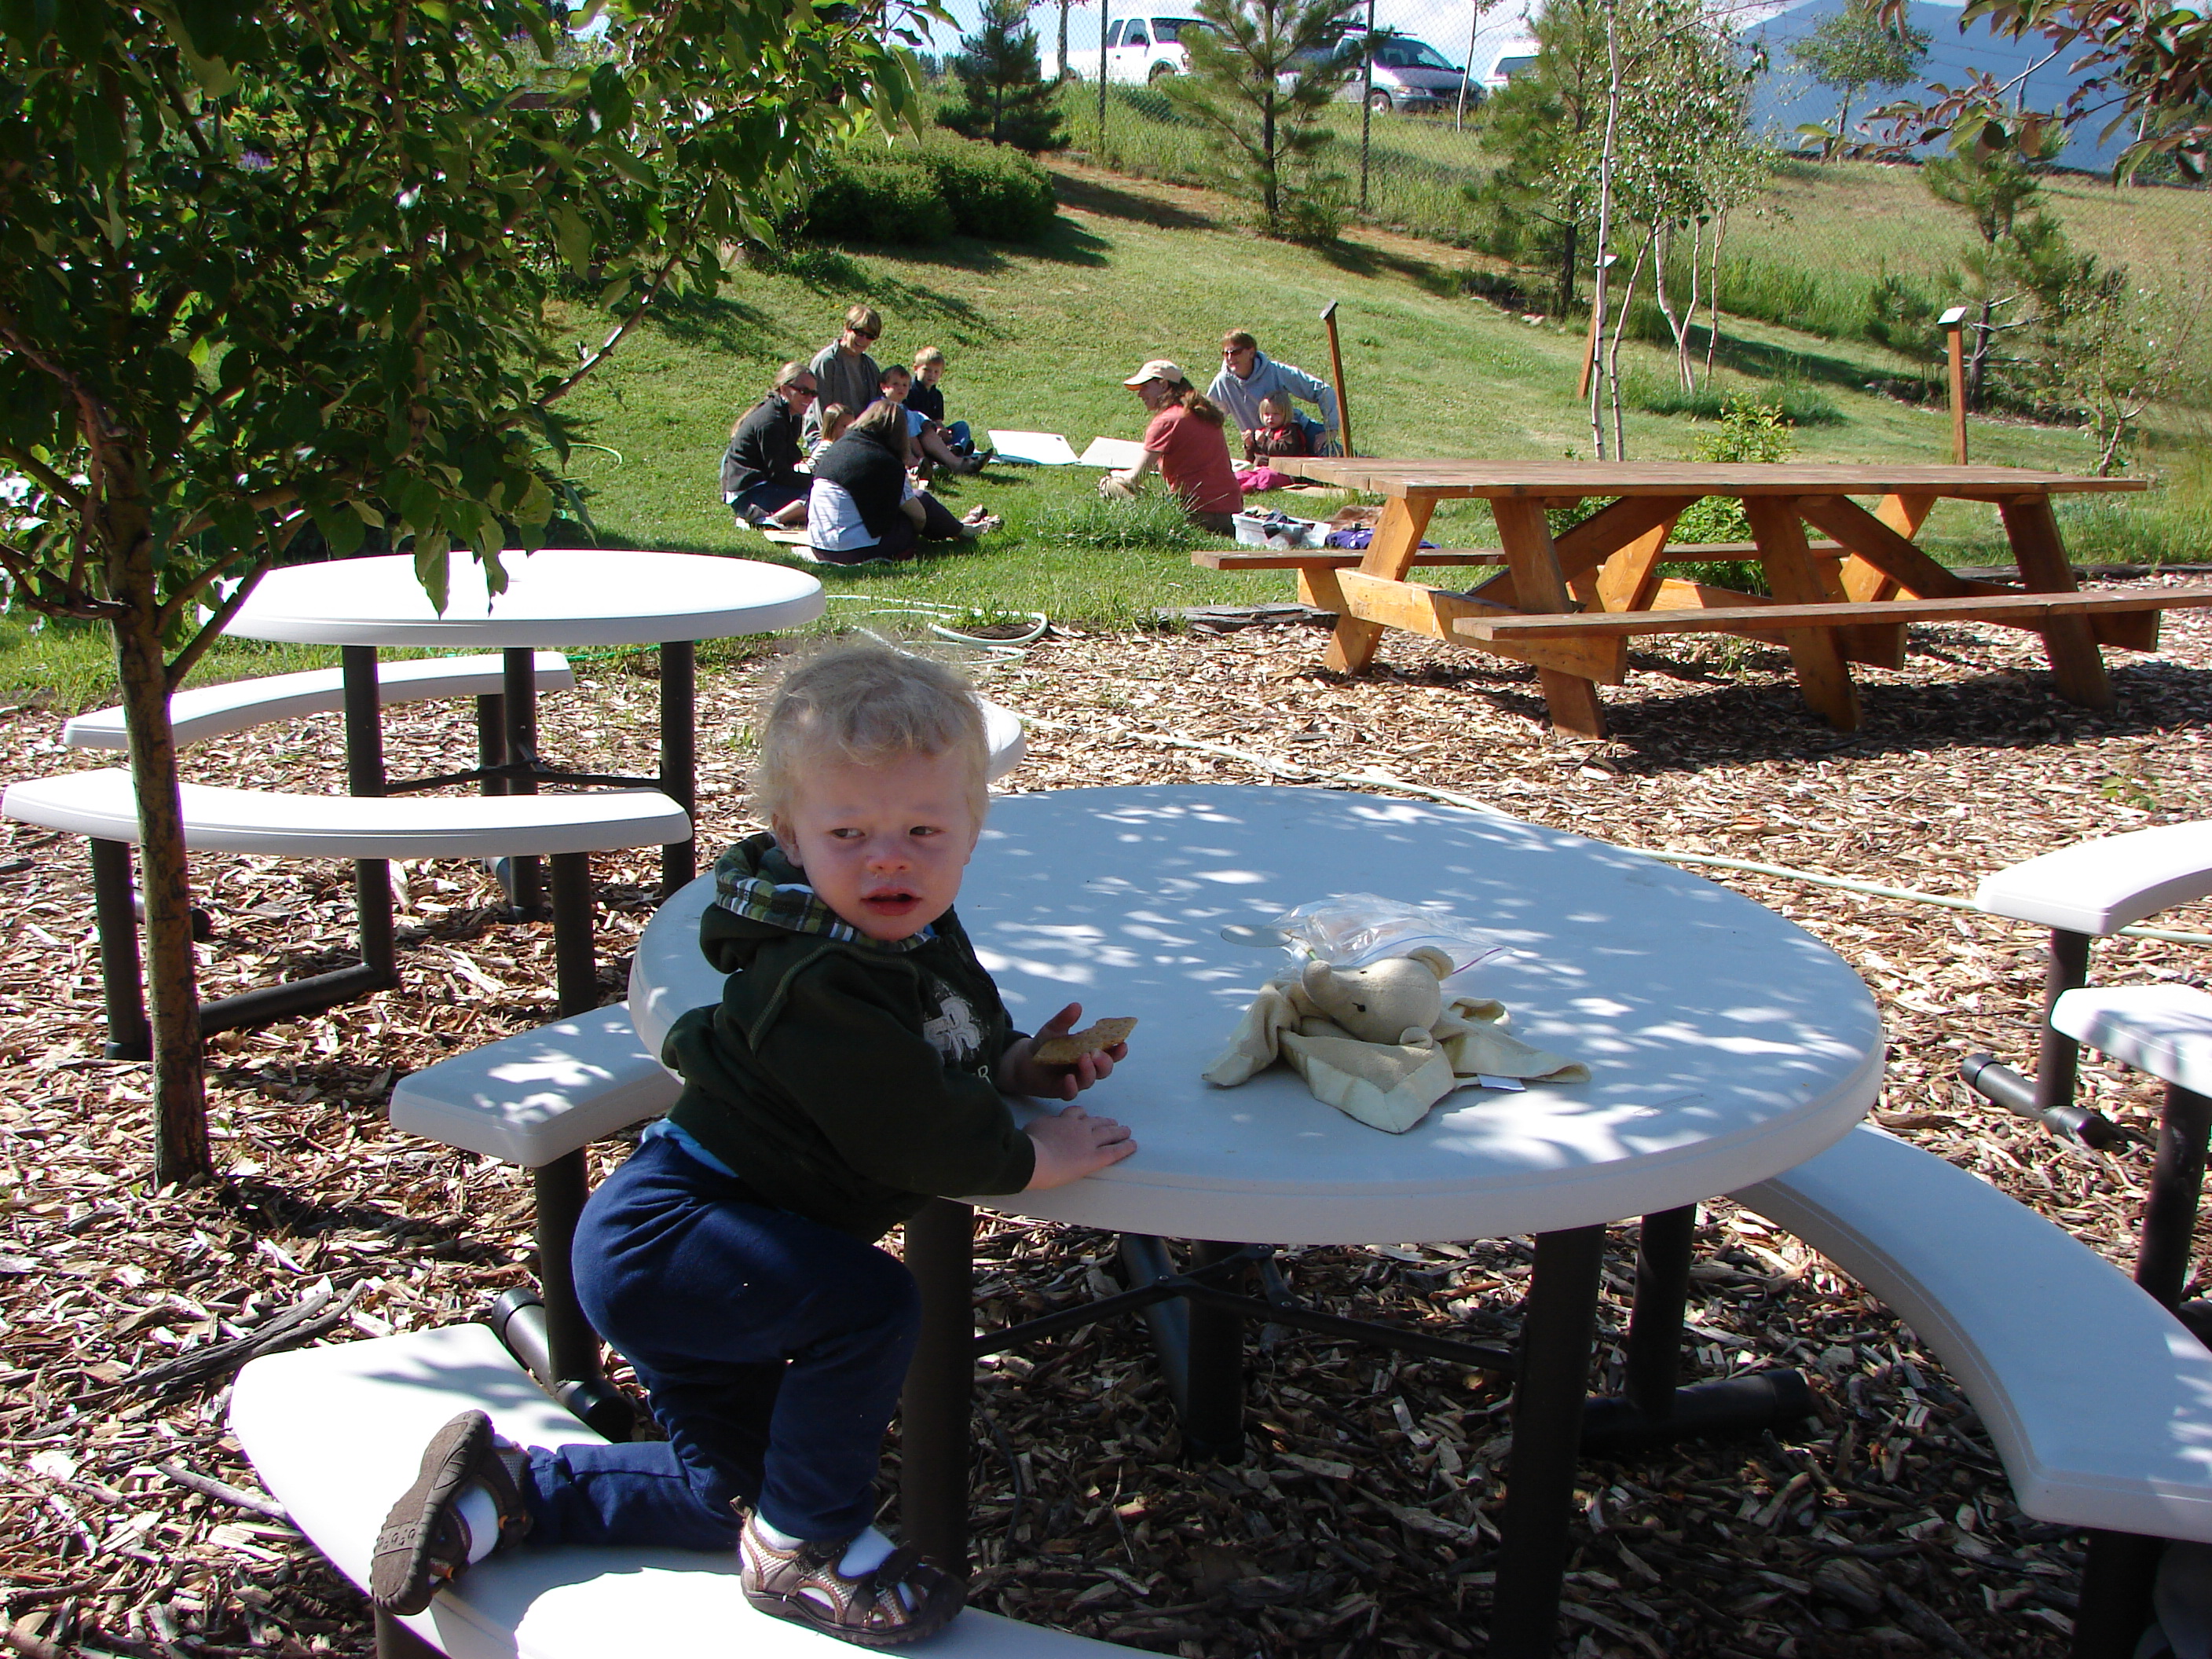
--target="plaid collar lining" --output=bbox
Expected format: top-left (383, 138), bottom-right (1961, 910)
top-left (712, 845), bottom-right (929, 956)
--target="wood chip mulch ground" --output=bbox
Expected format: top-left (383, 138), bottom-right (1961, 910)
top-left (5, 576), bottom-right (2212, 1659)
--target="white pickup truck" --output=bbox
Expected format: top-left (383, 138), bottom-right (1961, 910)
top-left (1064, 16), bottom-right (1211, 83)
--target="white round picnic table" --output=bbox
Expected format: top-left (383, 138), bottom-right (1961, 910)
top-left (225, 548), bottom-right (824, 894)
top-left (225, 547), bottom-right (824, 647)
top-left (632, 784), bottom-right (1882, 1240)
top-left (629, 785), bottom-right (1883, 1656)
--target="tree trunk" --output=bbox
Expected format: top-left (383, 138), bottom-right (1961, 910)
top-left (1704, 209), bottom-right (1727, 386)
top-left (1558, 220), bottom-right (1579, 317)
top-left (1606, 229), bottom-right (1652, 460)
top-left (1589, 0), bottom-right (1623, 459)
top-left (1057, 0), bottom-right (1070, 79)
top-left (108, 521), bottom-right (210, 1187)
top-left (1262, 91), bottom-right (1278, 233)
top-left (1968, 297), bottom-right (1996, 410)
top-left (1651, 220), bottom-right (1692, 391)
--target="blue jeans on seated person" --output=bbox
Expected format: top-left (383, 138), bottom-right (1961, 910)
top-left (518, 1133), bottom-right (921, 1551)
top-left (733, 478), bottom-right (808, 526)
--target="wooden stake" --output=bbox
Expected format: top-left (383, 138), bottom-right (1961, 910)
top-left (1320, 299), bottom-right (1353, 456)
top-left (1575, 254), bottom-right (1617, 404)
top-left (1939, 305), bottom-right (1968, 465)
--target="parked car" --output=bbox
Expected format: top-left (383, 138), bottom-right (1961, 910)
top-left (1065, 16), bottom-right (1214, 83)
top-left (1352, 35), bottom-right (1477, 113)
top-left (1278, 31), bottom-right (1478, 114)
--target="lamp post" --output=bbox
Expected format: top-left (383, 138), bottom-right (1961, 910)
top-left (1939, 305), bottom-right (1969, 465)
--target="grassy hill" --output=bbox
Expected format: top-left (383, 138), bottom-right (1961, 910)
top-left (2, 157), bottom-right (2204, 709)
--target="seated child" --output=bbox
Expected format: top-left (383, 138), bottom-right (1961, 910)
top-left (1243, 392), bottom-right (1313, 466)
top-left (879, 364), bottom-right (983, 476)
top-left (368, 643), bottom-right (1136, 1647)
top-left (907, 347), bottom-right (982, 460)
top-left (805, 402), bottom-right (856, 468)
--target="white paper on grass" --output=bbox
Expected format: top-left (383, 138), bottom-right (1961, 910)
top-left (1079, 436), bottom-right (1148, 471)
top-left (986, 430), bottom-right (1080, 466)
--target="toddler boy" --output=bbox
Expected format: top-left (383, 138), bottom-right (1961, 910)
top-left (370, 643), bottom-right (1136, 1646)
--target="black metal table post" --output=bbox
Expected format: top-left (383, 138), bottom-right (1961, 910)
top-left (900, 1199), bottom-right (977, 1572)
top-left (659, 640), bottom-right (698, 897)
top-left (1624, 1205), bottom-right (1697, 1416)
top-left (1490, 1225), bottom-right (1606, 1659)
top-left (500, 648), bottom-right (544, 916)
top-left (341, 647), bottom-right (398, 990)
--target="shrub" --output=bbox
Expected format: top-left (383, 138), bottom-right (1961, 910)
top-left (917, 137), bottom-right (1059, 241)
top-left (1664, 391), bottom-right (1795, 592)
top-left (804, 161), bottom-right (956, 247)
top-left (801, 137), bottom-right (1059, 247)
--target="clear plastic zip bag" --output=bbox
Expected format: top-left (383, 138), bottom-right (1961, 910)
top-left (1221, 893), bottom-right (1509, 973)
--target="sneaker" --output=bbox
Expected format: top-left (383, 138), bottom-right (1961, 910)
top-left (738, 1511), bottom-right (964, 1648)
top-left (368, 1411), bottom-right (530, 1616)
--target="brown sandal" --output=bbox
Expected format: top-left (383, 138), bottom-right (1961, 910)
top-left (738, 1511), bottom-right (965, 1647)
top-left (368, 1410), bottom-right (529, 1615)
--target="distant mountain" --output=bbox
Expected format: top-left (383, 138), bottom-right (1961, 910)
top-left (1741, 0), bottom-right (2138, 174)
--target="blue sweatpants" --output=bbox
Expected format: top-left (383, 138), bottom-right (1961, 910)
top-left (518, 1134), bottom-right (921, 1550)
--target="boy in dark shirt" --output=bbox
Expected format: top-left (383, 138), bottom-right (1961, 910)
top-left (369, 644), bottom-right (1136, 1646)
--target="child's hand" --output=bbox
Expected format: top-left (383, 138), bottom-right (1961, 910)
top-left (1024, 1103), bottom-right (1137, 1190)
top-left (997, 1002), bottom-right (1130, 1100)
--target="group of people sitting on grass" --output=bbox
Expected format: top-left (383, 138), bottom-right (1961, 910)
top-left (720, 312), bottom-right (1346, 556)
top-left (1095, 331), bottom-right (1344, 532)
top-left (720, 305), bottom-right (998, 566)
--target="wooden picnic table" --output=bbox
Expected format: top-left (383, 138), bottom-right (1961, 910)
top-left (1209, 458), bottom-right (2206, 737)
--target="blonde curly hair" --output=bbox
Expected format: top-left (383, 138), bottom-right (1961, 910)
top-left (753, 640), bottom-right (988, 827)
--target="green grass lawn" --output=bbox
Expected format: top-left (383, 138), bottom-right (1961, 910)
top-left (5, 156), bottom-right (2205, 713)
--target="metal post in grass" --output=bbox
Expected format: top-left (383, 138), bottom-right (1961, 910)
top-left (1940, 304), bottom-right (1969, 464)
top-left (1358, 0), bottom-right (1375, 212)
top-left (1097, 0), bottom-right (1110, 152)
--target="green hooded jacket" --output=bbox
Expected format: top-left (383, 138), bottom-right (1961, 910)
top-left (662, 832), bottom-right (1037, 1240)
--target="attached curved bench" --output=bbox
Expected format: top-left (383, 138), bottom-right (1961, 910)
top-left (229, 1324), bottom-right (1143, 1659)
top-left (61, 653), bottom-right (575, 751)
top-left (1, 769), bottom-right (690, 1058)
top-left (2, 769), bottom-right (688, 859)
top-left (1735, 1126), bottom-right (2212, 1653)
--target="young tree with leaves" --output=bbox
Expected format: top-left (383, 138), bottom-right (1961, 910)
top-left (938, 0), bottom-right (1069, 151)
top-left (1872, 0), bottom-right (2210, 179)
top-left (1789, 2), bottom-right (1929, 153)
top-left (1922, 148), bottom-right (2045, 406)
top-left (0, 0), bottom-right (917, 1185)
top-left (1467, 0), bottom-right (1611, 314)
top-left (1162, 0), bottom-right (1364, 238)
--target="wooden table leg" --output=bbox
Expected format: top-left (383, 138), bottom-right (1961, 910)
top-left (1492, 498), bottom-right (1606, 738)
top-left (1323, 496), bottom-right (1434, 676)
top-left (1745, 498), bottom-right (1861, 731)
top-left (2003, 493), bottom-right (2114, 711)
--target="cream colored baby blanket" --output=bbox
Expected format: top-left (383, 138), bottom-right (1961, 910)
top-left (1202, 970), bottom-right (1587, 1133)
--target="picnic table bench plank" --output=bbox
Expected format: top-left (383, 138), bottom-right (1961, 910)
top-left (1456, 585), bottom-right (2212, 639)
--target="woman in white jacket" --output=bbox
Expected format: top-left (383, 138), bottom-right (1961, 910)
top-left (1207, 330), bottom-right (1340, 456)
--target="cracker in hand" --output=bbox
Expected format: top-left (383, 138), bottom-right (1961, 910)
top-left (1033, 1017), bottom-right (1137, 1065)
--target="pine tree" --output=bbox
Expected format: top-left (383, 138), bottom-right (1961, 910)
top-left (937, 0), bottom-right (1069, 152)
top-left (1162, 0), bottom-right (1364, 238)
